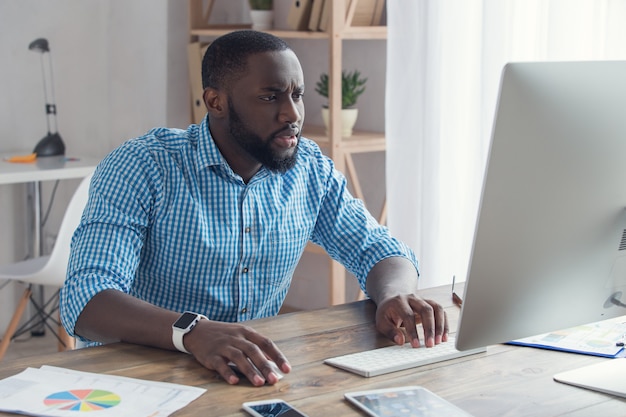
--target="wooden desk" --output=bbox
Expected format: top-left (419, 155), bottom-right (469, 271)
top-left (0, 284), bottom-right (623, 416)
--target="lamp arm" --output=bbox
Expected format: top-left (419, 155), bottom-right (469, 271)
top-left (41, 52), bottom-right (58, 134)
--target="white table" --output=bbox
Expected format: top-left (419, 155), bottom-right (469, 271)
top-left (0, 153), bottom-right (99, 256)
top-left (0, 154), bottom-right (99, 184)
top-left (0, 153), bottom-right (99, 334)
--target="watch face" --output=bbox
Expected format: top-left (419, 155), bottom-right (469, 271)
top-left (173, 312), bottom-right (198, 329)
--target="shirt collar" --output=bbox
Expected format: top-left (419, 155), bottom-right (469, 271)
top-left (195, 115), bottom-right (276, 184)
top-left (197, 115), bottom-right (226, 169)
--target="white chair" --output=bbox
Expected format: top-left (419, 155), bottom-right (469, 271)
top-left (0, 173), bottom-right (93, 361)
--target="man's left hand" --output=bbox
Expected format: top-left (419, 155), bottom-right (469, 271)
top-left (375, 294), bottom-right (448, 348)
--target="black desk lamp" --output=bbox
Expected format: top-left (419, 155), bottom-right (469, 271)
top-left (29, 38), bottom-right (65, 157)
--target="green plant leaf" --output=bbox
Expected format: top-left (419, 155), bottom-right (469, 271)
top-left (249, 0), bottom-right (272, 10)
top-left (315, 70), bottom-right (367, 109)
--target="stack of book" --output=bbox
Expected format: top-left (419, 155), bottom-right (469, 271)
top-left (287, 0), bottom-right (386, 32)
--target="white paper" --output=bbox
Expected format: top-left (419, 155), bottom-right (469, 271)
top-left (0, 366), bottom-right (205, 417)
top-left (510, 316), bottom-right (626, 357)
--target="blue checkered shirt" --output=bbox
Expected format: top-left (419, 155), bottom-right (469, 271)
top-left (60, 118), bottom-right (418, 342)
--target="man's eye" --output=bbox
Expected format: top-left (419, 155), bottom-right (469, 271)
top-left (260, 95), bottom-right (277, 102)
top-left (292, 93), bottom-right (304, 101)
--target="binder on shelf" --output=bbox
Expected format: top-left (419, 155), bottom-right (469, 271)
top-left (287, 0), bottom-right (314, 31)
top-left (350, 0), bottom-right (380, 26)
top-left (187, 42), bottom-right (210, 124)
top-left (371, 0), bottom-right (386, 25)
top-left (188, 0), bottom-right (248, 31)
top-left (308, 0), bottom-right (325, 31)
top-left (319, 0), bottom-right (384, 31)
top-left (317, 0), bottom-right (331, 31)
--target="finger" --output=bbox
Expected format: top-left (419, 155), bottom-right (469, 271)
top-left (251, 357), bottom-right (285, 385)
top-left (240, 351), bottom-right (283, 385)
top-left (234, 330), bottom-right (291, 385)
top-left (400, 308), bottom-right (421, 348)
top-left (435, 304), bottom-right (450, 343)
top-left (392, 328), bottom-right (407, 346)
top-left (425, 299), bottom-right (447, 344)
top-left (245, 330), bottom-right (291, 374)
top-left (376, 307), bottom-right (407, 346)
top-left (408, 298), bottom-right (435, 347)
top-left (384, 305), bottom-right (420, 348)
top-left (441, 310), bottom-right (450, 342)
top-left (212, 359), bottom-right (241, 385)
top-left (387, 323), bottom-right (407, 346)
top-left (193, 344), bottom-right (247, 385)
top-left (227, 351), bottom-right (266, 386)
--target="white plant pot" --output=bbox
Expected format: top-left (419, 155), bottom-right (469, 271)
top-left (321, 107), bottom-right (359, 137)
top-left (250, 10), bottom-right (273, 30)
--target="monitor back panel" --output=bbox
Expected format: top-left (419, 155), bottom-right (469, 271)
top-left (456, 61), bottom-right (626, 351)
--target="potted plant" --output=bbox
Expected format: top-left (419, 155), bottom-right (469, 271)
top-left (249, 0), bottom-right (273, 30)
top-left (315, 70), bottom-right (367, 137)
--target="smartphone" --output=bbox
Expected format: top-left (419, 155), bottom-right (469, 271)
top-left (345, 386), bottom-right (474, 417)
top-left (242, 399), bottom-right (309, 417)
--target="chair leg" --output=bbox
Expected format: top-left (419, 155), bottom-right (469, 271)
top-left (57, 311), bottom-right (74, 351)
top-left (0, 287), bottom-right (32, 361)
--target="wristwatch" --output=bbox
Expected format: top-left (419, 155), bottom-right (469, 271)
top-left (172, 311), bottom-right (207, 354)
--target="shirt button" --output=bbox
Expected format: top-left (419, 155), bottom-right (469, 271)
top-left (243, 267), bottom-right (249, 273)
top-left (245, 227), bottom-right (251, 233)
top-left (241, 308), bottom-right (247, 314)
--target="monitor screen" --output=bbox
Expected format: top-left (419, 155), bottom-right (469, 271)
top-left (456, 61), bottom-right (626, 351)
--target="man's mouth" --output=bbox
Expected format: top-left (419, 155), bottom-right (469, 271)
top-left (273, 128), bottom-right (299, 149)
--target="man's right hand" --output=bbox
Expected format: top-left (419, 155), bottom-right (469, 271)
top-left (184, 320), bottom-right (291, 386)
top-left (72, 290), bottom-right (290, 387)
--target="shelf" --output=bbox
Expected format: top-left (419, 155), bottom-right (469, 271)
top-left (335, 26), bottom-right (388, 40)
top-left (188, 0), bottom-right (387, 306)
top-left (190, 27), bottom-right (387, 40)
top-left (303, 125), bottom-right (386, 152)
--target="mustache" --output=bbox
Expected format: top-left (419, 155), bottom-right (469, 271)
top-left (272, 124), bottom-right (300, 138)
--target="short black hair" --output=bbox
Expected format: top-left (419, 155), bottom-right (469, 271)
top-left (201, 30), bottom-right (291, 91)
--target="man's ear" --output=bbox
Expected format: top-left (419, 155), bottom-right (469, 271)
top-left (203, 87), bottom-right (226, 117)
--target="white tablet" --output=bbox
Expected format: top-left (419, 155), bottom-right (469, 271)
top-left (344, 386), bottom-right (474, 417)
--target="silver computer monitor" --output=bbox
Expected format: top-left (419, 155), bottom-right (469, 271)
top-left (456, 61), bottom-right (626, 351)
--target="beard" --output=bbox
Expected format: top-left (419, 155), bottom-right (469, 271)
top-left (228, 99), bottom-right (299, 174)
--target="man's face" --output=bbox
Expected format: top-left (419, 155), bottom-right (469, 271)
top-left (226, 50), bottom-right (305, 174)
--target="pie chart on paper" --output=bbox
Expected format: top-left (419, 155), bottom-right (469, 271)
top-left (43, 389), bottom-right (121, 411)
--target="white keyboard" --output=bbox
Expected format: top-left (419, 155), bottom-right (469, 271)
top-left (324, 336), bottom-right (486, 377)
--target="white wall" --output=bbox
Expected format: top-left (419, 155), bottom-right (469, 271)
top-left (0, 0), bottom-right (190, 329)
top-left (0, 0), bottom-right (387, 328)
